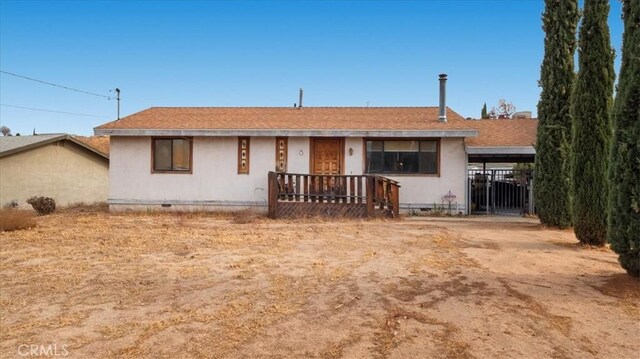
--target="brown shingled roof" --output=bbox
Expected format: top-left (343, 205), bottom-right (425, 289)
top-left (73, 135), bottom-right (110, 155)
top-left (95, 107), bottom-right (467, 130)
top-left (465, 119), bottom-right (538, 147)
top-left (95, 107), bottom-right (537, 148)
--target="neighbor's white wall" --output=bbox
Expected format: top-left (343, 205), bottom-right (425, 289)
top-left (0, 141), bottom-right (109, 208)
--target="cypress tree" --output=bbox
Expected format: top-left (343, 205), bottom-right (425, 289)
top-left (571, 0), bottom-right (615, 246)
top-left (534, 0), bottom-right (578, 228)
top-left (481, 103), bottom-right (488, 119)
top-left (608, 0), bottom-right (639, 276)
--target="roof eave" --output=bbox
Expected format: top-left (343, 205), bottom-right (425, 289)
top-left (94, 128), bottom-right (479, 138)
top-left (465, 145), bottom-right (536, 155)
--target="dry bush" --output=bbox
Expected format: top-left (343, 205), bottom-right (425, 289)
top-left (0, 209), bottom-right (36, 231)
top-left (26, 196), bottom-right (56, 215)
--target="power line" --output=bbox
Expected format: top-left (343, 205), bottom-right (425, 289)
top-left (0, 104), bottom-right (110, 118)
top-left (0, 70), bottom-right (112, 99)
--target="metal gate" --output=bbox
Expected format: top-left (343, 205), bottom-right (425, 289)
top-left (467, 169), bottom-right (534, 215)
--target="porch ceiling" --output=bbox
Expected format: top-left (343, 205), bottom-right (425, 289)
top-left (468, 154), bottom-right (535, 163)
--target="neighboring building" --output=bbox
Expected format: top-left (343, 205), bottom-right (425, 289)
top-left (74, 135), bottom-right (110, 155)
top-left (94, 76), bottom-right (537, 213)
top-left (512, 111), bottom-right (533, 119)
top-left (0, 134), bottom-right (109, 209)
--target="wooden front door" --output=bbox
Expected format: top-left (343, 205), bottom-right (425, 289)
top-left (311, 139), bottom-right (343, 175)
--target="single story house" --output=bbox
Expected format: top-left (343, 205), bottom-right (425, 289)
top-left (94, 75), bottom-right (537, 213)
top-left (0, 134), bottom-right (110, 209)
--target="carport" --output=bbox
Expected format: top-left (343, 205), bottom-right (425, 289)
top-left (466, 146), bottom-right (536, 216)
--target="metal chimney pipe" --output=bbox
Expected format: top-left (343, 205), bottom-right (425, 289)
top-left (438, 74), bottom-right (447, 122)
top-left (298, 88), bottom-right (303, 109)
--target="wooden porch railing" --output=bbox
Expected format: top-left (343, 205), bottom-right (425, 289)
top-left (267, 172), bottom-right (400, 219)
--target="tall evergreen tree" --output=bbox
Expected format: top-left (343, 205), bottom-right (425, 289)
top-left (481, 103), bottom-right (488, 119)
top-left (608, 0), bottom-right (639, 276)
top-left (571, 0), bottom-right (615, 245)
top-left (534, 0), bottom-right (578, 228)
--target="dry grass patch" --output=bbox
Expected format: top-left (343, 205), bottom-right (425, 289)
top-left (60, 202), bottom-right (109, 213)
top-left (230, 208), bottom-right (263, 224)
top-left (1, 213), bottom-right (638, 359)
top-left (0, 209), bottom-right (36, 232)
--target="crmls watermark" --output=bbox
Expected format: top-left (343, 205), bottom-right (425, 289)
top-left (17, 344), bottom-right (69, 357)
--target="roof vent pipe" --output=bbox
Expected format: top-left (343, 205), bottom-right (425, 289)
top-left (438, 74), bottom-right (447, 122)
top-left (298, 88), bottom-right (303, 109)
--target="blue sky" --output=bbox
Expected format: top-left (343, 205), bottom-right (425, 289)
top-left (0, 0), bottom-right (624, 136)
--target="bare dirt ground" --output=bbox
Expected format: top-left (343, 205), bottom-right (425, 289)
top-left (1, 212), bottom-right (638, 358)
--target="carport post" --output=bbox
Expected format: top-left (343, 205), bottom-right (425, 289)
top-left (484, 162), bottom-right (489, 215)
top-left (491, 169), bottom-right (496, 214)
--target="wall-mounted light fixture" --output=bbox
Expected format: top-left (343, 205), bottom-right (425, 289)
top-left (348, 147), bottom-right (354, 156)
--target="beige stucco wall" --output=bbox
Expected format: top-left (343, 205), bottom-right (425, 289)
top-left (0, 141), bottom-right (109, 209)
top-left (286, 137), bottom-right (310, 174)
top-left (108, 136), bottom-right (467, 211)
top-left (109, 137), bottom-right (276, 208)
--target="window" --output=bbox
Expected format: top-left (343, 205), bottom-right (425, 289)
top-left (365, 140), bottom-right (438, 174)
top-left (238, 137), bottom-right (250, 174)
top-left (275, 137), bottom-right (288, 172)
top-left (152, 138), bottom-right (192, 172)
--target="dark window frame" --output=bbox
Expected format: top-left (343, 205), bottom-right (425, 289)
top-left (151, 137), bottom-right (193, 174)
top-left (363, 138), bottom-right (440, 176)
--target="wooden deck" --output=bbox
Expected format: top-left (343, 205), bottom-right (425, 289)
top-left (267, 172), bottom-right (400, 219)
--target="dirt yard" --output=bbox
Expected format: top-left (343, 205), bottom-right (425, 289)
top-left (1, 211), bottom-right (638, 358)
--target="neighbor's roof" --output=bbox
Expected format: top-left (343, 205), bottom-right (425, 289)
top-left (74, 135), bottom-right (110, 155)
top-left (0, 134), bottom-right (109, 159)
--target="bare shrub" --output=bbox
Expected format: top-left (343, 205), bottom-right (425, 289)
top-left (26, 196), bottom-right (56, 215)
top-left (0, 209), bottom-right (36, 231)
top-left (3, 200), bottom-right (19, 209)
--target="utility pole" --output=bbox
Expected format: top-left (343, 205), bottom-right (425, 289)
top-left (115, 88), bottom-right (121, 120)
